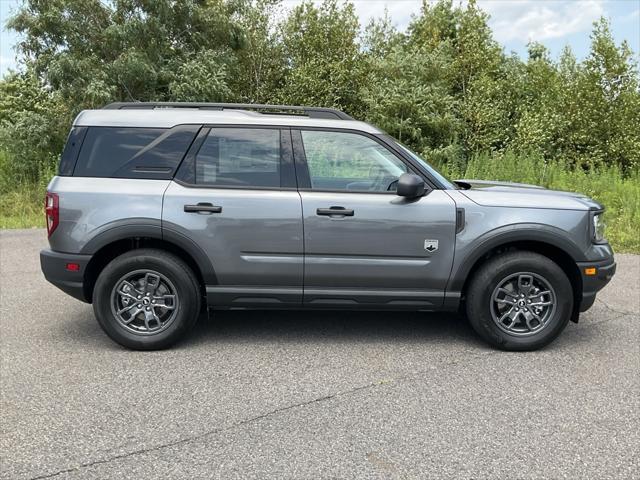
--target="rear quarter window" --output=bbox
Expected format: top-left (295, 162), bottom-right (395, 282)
top-left (58, 127), bottom-right (87, 176)
top-left (73, 126), bottom-right (199, 179)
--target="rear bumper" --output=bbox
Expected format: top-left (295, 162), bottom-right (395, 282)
top-left (40, 249), bottom-right (92, 303)
top-left (577, 258), bottom-right (616, 312)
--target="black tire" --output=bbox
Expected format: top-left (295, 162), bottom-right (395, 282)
top-left (465, 251), bottom-right (573, 351)
top-left (93, 248), bottom-right (201, 350)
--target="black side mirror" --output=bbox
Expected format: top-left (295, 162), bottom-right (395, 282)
top-left (396, 173), bottom-right (426, 198)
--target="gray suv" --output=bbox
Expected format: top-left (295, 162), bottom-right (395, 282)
top-left (40, 102), bottom-right (616, 351)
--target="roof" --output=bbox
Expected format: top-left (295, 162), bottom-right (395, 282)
top-left (73, 106), bottom-right (382, 134)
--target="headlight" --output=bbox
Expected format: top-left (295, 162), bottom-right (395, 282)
top-left (593, 212), bottom-right (606, 243)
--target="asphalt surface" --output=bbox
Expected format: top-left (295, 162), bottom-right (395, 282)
top-left (1, 229), bottom-right (638, 480)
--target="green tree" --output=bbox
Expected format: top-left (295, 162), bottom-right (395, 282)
top-left (408, 0), bottom-right (509, 156)
top-left (278, 0), bottom-right (366, 115)
top-left (7, 0), bottom-right (243, 109)
top-left (362, 10), bottom-right (404, 59)
top-left (511, 43), bottom-right (568, 159)
top-left (408, 0), bottom-right (457, 53)
top-left (571, 18), bottom-right (640, 169)
top-left (230, 0), bottom-right (286, 103)
top-left (0, 68), bottom-right (66, 184)
top-left (363, 44), bottom-right (462, 166)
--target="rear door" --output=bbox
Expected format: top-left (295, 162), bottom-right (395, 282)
top-left (163, 126), bottom-right (304, 307)
top-left (293, 129), bottom-right (457, 309)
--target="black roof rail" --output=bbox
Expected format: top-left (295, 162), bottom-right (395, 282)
top-left (102, 102), bottom-right (354, 120)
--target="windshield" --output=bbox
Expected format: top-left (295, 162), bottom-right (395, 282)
top-left (390, 139), bottom-right (456, 189)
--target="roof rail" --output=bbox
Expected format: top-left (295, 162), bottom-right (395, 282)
top-left (103, 102), bottom-right (354, 120)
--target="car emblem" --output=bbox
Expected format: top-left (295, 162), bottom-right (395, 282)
top-left (424, 239), bottom-right (438, 253)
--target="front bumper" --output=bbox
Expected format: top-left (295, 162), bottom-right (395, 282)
top-left (577, 257), bottom-right (616, 312)
top-left (40, 249), bottom-right (92, 303)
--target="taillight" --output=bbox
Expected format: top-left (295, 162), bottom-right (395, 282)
top-left (45, 192), bottom-right (59, 238)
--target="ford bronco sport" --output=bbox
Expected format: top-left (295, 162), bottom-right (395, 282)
top-left (40, 102), bottom-right (616, 351)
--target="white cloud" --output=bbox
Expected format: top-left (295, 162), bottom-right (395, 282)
top-left (280, 0), bottom-right (605, 44)
top-left (478, 0), bottom-right (604, 43)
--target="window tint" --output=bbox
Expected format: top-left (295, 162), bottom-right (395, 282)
top-left (74, 126), bottom-right (197, 179)
top-left (59, 127), bottom-right (87, 176)
top-left (301, 130), bottom-right (409, 192)
top-left (195, 128), bottom-right (280, 187)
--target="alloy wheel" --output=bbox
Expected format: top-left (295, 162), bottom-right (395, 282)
top-left (490, 272), bottom-right (556, 336)
top-left (110, 269), bottom-right (179, 335)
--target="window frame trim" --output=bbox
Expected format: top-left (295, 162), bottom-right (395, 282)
top-left (174, 124), bottom-right (297, 191)
top-left (290, 127), bottom-right (438, 195)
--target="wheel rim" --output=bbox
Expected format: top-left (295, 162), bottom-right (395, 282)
top-left (110, 269), bottom-right (179, 335)
top-left (490, 272), bottom-right (556, 336)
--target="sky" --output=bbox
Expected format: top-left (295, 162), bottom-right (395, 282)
top-left (1, 0), bottom-right (639, 78)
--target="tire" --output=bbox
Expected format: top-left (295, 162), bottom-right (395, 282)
top-left (465, 251), bottom-right (573, 351)
top-left (93, 248), bottom-right (201, 350)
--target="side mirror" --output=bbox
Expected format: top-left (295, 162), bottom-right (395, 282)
top-left (396, 173), bottom-right (426, 198)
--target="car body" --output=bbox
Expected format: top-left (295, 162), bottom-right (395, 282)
top-left (40, 102), bottom-right (616, 350)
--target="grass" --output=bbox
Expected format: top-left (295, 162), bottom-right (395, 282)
top-left (0, 185), bottom-right (45, 229)
top-left (1, 150), bottom-right (638, 252)
top-left (438, 152), bottom-right (640, 253)
top-left (0, 149), bottom-right (49, 229)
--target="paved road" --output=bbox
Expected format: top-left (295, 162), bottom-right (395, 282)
top-left (1, 229), bottom-right (638, 480)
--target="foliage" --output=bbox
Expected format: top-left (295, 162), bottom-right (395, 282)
top-left (0, 149), bottom-right (52, 228)
top-left (6, 0), bottom-right (243, 109)
top-left (229, 0), bottom-right (286, 103)
top-left (277, 0), bottom-right (367, 115)
top-left (0, 69), bottom-right (66, 183)
top-left (362, 44), bottom-right (462, 167)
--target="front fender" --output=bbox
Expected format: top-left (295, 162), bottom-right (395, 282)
top-left (446, 223), bottom-right (586, 294)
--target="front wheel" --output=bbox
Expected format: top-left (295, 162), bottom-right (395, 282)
top-left (93, 249), bottom-right (201, 350)
top-left (465, 251), bottom-right (573, 351)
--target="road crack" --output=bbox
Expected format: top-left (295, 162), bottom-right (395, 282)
top-left (594, 298), bottom-right (638, 318)
top-left (27, 350), bottom-right (496, 480)
top-left (27, 381), bottom-right (388, 480)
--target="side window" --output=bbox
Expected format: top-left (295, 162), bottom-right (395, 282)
top-left (301, 130), bottom-right (409, 192)
top-left (195, 128), bottom-right (281, 188)
top-left (59, 127), bottom-right (87, 176)
top-left (73, 126), bottom-right (197, 179)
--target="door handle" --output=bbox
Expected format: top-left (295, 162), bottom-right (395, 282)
top-left (316, 206), bottom-right (354, 217)
top-left (184, 203), bottom-right (222, 214)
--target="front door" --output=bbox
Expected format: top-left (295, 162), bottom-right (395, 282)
top-left (163, 126), bottom-right (303, 306)
top-left (295, 129), bottom-right (457, 308)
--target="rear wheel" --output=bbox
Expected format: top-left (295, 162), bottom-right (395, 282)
top-left (93, 249), bottom-right (201, 350)
top-left (465, 251), bottom-right (573, 351)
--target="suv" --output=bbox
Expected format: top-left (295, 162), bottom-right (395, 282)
top-left (40, 102), bottom-right (616, 351)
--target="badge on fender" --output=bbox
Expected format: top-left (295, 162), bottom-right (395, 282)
top-left (424, 239), bottom-right (438, 253)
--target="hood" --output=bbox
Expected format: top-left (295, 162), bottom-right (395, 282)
top-left (455, 179), bottom-right (602, 211)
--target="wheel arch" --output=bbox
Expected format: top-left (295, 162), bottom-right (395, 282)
top-left (450, 228), bottom-right (584, 319)
top-left (81, 226), bottom-right (216, 302)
